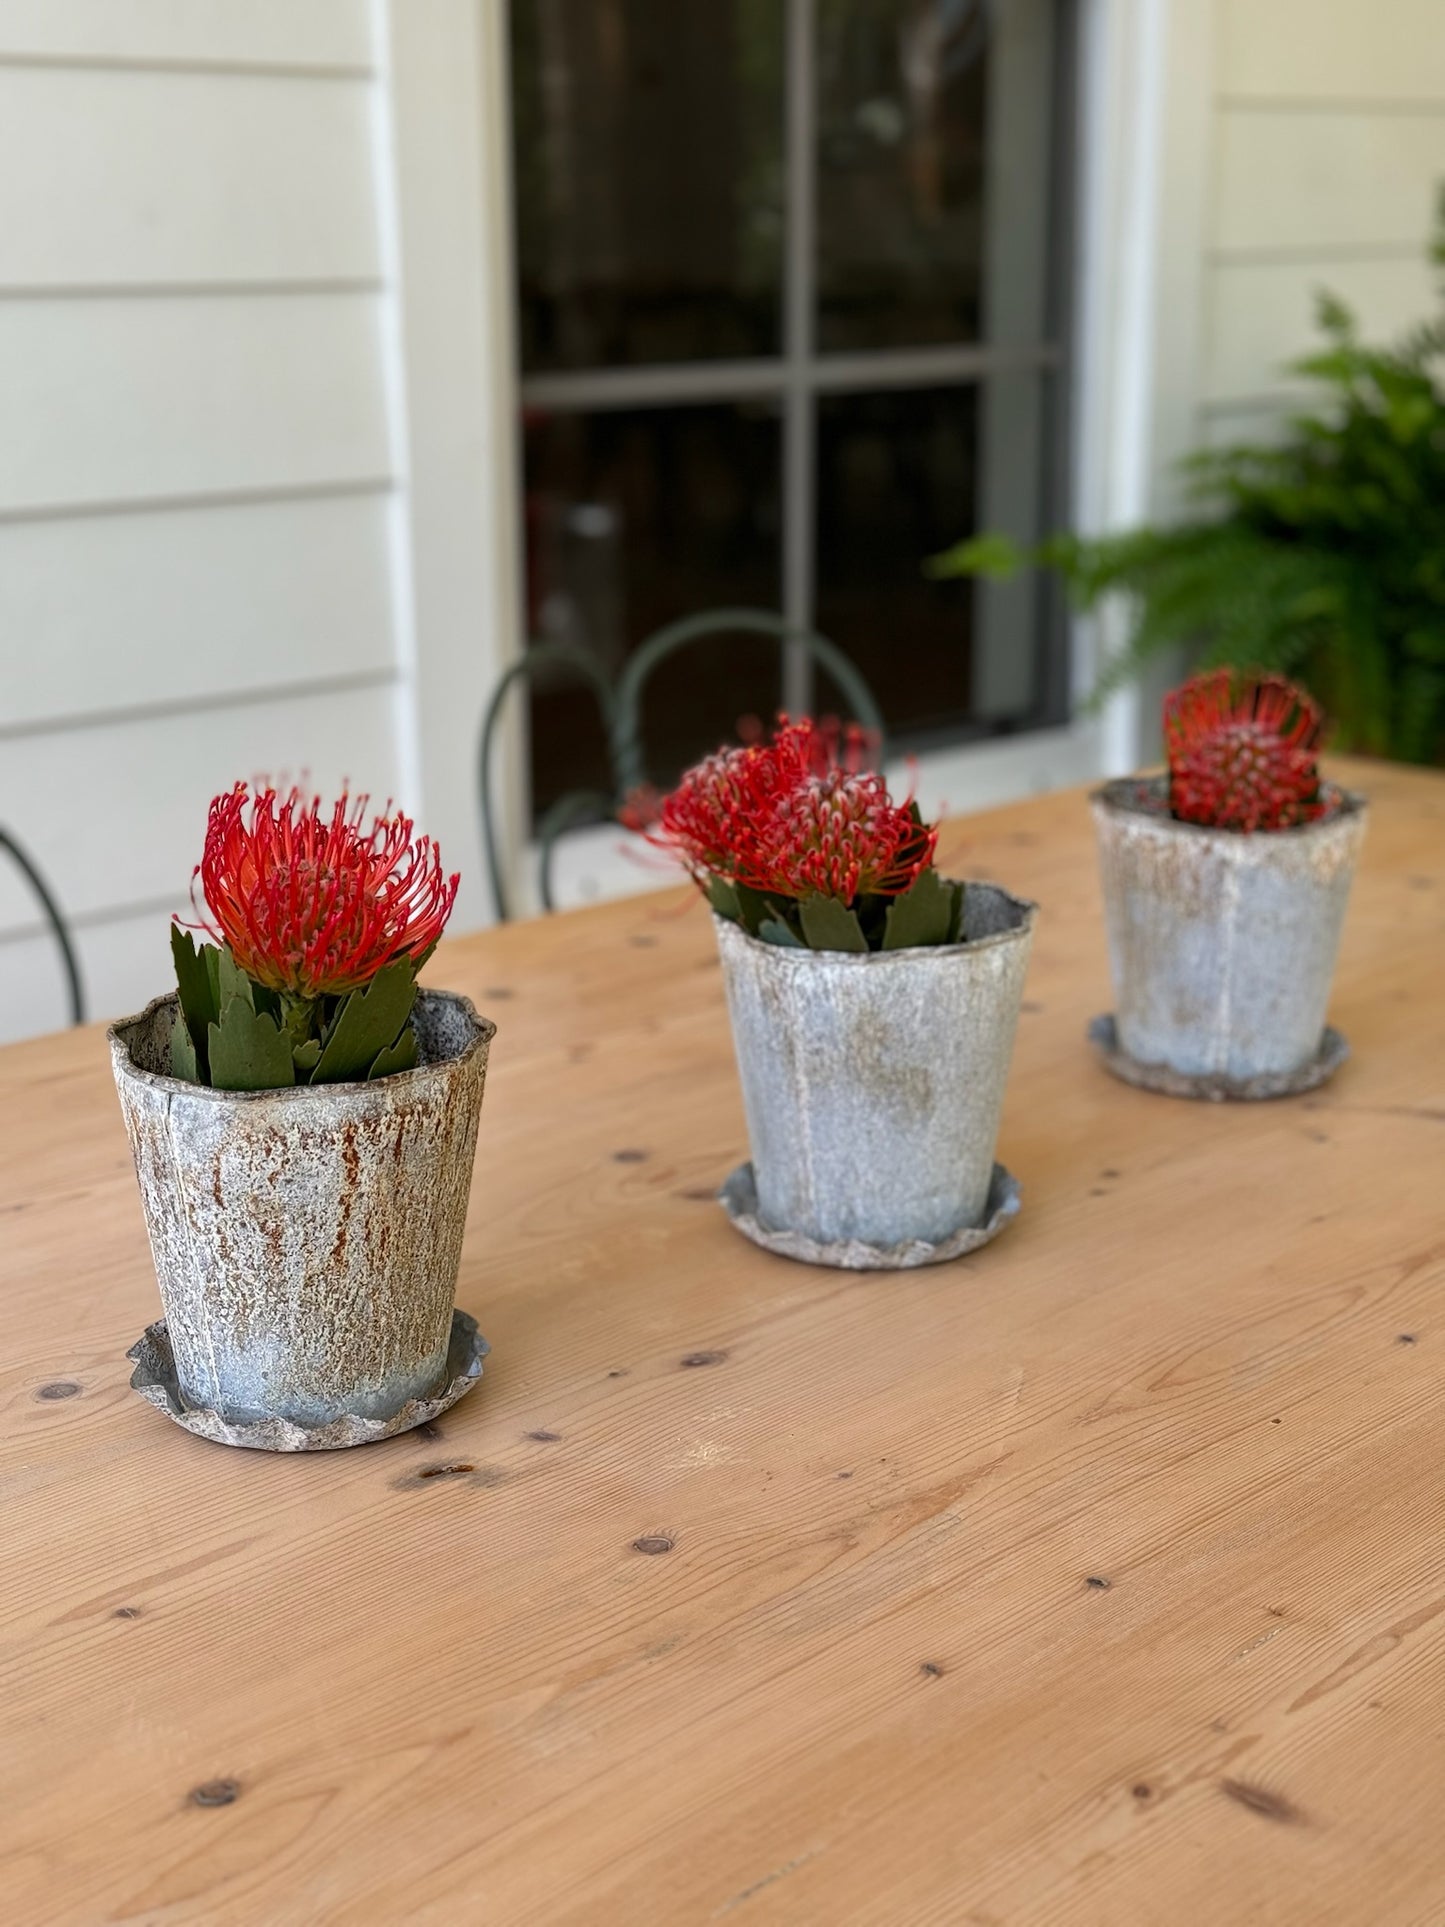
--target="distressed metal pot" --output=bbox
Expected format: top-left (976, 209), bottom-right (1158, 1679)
top-left (714, 883), bottom-right (1036, 1252)
top-left (1091, 777), bottom-right (1366, 1089)
top-left (109, 989), bottom-right (494, 1433)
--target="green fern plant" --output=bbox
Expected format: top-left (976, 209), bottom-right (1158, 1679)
top-left (930, 200), bottom-right (1445, 765)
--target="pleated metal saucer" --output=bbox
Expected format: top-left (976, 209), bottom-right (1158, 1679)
top-left (127, 1308), bottom-right (489, 1451)
top-left (719, 1161), bottom-right (1021, 1271)
top-left (1088, 1014), bottom-right (1350, 1102)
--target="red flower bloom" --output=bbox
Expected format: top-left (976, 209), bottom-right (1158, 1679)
top-left (743, 767), bottom-right (937, 900)
top-left (1164, 671), bottom-right (1325, 833)
top-left (649, 724), bottom-right (811, 880)
top-left (193, 785), bottom-right (459, 999)
top-left (648, 716), bottom-right (936, 902)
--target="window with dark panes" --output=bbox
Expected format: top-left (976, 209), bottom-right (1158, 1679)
top-left (510, 0), bottom-right (1073, 820)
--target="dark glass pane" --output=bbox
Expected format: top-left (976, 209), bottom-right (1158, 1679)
top-left (523, 403), bottom-right (783, 819)
top-left (511, 0), bottom-right (784, 371)
top-left (814, 376), bottom-right (1060, 743)
top-left (816, 0), bottom-right (1058, 353)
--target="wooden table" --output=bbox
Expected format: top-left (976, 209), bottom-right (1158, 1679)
top-left (4, 759), bottom-right (1443, 1926)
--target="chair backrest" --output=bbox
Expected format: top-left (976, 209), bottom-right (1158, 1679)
top-left (478, 608), bottom-right (887, 922)
top-left (1, 828), bottom-right (85, 1024)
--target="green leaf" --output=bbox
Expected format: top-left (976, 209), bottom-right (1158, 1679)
top-left (798, 895), bottom-right (869, 953)
top-left (216, 945), bottom-right (255, 1013)
top-left (883, 868), bottom-right (958, 951)
top-left (292, 1038), bottom-right (322, 1077)
top-left (946, 878), bottom-right (966, 945)
top-left (170, 925), bottom-right (218, 1042)
top-left (310, 959), bottom-right (416, 1086)
top-left (169, 1009), bottom-right (199, 1083)
top-left (731, 883), bottom-right (777, 937)
top-left (925, 532), bottom-right (1024, 581)
top-left (251, 981), bottom-right (281, 1023)
top-left (705, 874), bottom-right (741, 923)
top-left (757, 917), bottom-right (805, 947)
top-left (368, 1026), bottom-right (419, 1080)
top-left (207, 997), bottom-right (295, 1092)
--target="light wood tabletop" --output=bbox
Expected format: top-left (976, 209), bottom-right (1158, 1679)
top-left (3, 759), bottom-right (1443, 1926)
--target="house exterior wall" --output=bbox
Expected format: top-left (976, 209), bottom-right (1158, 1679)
top-left (1203, 0), bottom-right (1445, 443)
top-left (0, 1), bottom-right (412, 1041)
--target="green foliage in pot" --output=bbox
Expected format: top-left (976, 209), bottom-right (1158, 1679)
top-left (631, 715), bottom-right (964, 953)
top-left (168, 784), bottom-right (458, 1092)
top-left (930, 203), bottom-right (1445, 766)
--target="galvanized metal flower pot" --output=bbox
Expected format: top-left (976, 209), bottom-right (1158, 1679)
top-left (1091, 777), bottom-right (1367, 1094)
top-left (110, 988), bottom-right (495, 1441)
top-left (714, 883), bottom-right (1036, 1261)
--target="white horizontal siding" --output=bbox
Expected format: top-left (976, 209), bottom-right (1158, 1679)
top-left (1214, 107), bottom-right (1445, 256)
top-left (1217, 0), bottom-right (1445, 104)
top-left (1203, 251), bottom-right (1440, 404)
top-left (1196, 397), bottom-right (1304, 454)
top-left (0, 5), bottom-right (415, 1043)
top-left (1198, 0), bottom-right (1445, 454)
top-left (0, 682), bottom-right (403, 934)
top-left (0, 67), bottom-right (380, 288)
top-left (0, 905), bottom-right (184, 1045)
top-left (0, 493), bottom-right (397, 731)
top-left (0, 294), bottom-right (391, 513)
top-left (0, 1), bottom-right (373, 71)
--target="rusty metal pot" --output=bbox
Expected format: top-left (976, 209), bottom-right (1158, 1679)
top-left (110, 989), bottom-right (494, 1432)
top-left (713, 883), bottom-right (1036, 1252)
top-left (1091, 778), bottom-right (1366, 1087)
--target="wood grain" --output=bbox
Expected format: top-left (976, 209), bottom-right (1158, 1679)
top-left (1, 758), bottom-right (1442, 1926)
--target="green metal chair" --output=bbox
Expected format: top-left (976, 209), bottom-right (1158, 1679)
top-left (478, 607), bottom-right (886, 922)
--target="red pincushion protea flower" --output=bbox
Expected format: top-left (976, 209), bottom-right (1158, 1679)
top-left (1164, 671), bottom-right (1325, 833)
top-left (649, 716), bottom-right (935, 902)
top-left (738, 768), bottom-right (936, 900)
top-left (647, 722), bottom-right (813, 880)
top-left (194, 784), bottom-right (459, 999)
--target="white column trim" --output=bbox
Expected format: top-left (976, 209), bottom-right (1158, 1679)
top-left (1074, 0), bottom-right (1215, 772)
top-left (380, 0), bottom-right (524, 928)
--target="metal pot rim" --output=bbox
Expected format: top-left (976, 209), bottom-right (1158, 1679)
top-left (108, 985), bottom-right (495, 1106)
top-left (1090, 775), bottom-right (1366, 844)
top-left (710, 878), bottom-right (1037, 966)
